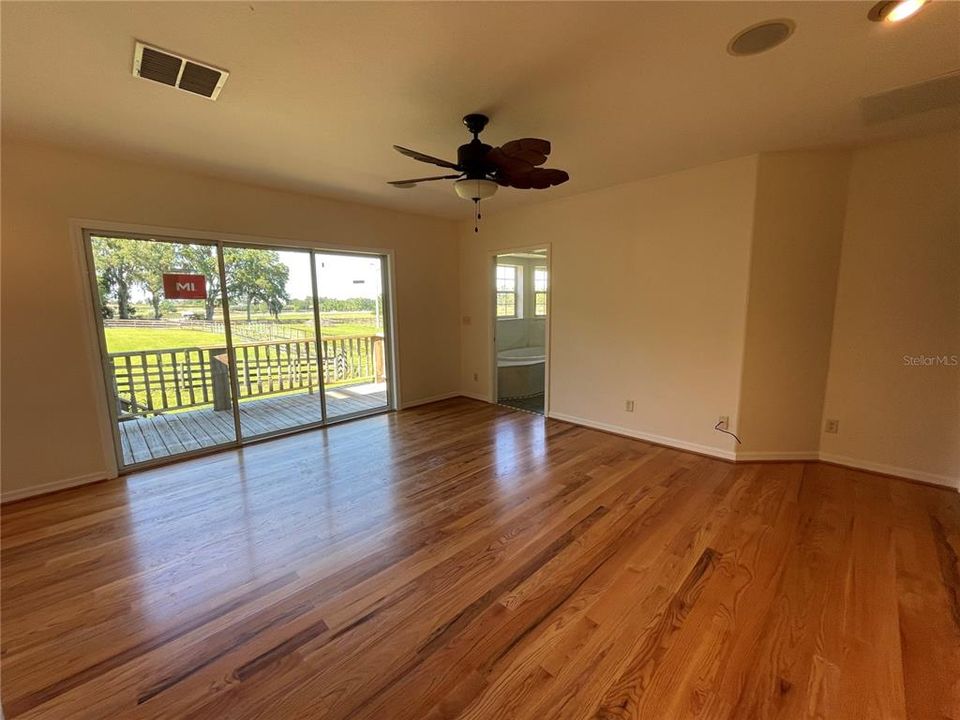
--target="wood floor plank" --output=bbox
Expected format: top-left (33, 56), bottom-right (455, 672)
top-left (1, 398), bottom-right (958, 720)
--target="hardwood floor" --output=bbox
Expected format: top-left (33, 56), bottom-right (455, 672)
top-left (2, 398), bottom-right (958, 719)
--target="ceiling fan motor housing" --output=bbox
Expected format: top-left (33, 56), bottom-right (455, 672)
top-left (458, 139), bottom-right (495, 179)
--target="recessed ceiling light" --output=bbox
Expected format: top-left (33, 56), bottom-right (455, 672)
top-left (727, 19), bottom-right (796, 57)
top-left (868, 0), bottom-right (930, 23)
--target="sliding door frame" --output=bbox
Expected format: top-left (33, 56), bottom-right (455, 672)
top-left (73, 219), bottom-right (399, 475)
top-left (219, 241), bottom-right (329, 442)
top-left (313, 249), bottom-right (398, 425)
top-left (80, 229), bottom-right (243, 473)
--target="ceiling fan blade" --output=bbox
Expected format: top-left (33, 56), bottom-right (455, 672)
top-left (393, 145), bottom-right (460, 170)
top-left (388, 174), bottom-right (462, 187)
top-left (498, 138), bottom-right (551, 166)
top-left (486, 147), bottom-right (534, 177)
top-left (501, 167), bottom-right (569, 190)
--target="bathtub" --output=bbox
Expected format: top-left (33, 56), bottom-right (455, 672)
top-left (497, 346), bottom-right (545, 367)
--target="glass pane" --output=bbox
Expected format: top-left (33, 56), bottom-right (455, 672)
top-left (90, 235), bottom-right (237, 467)
top-left (497, 292), bottom-right (516, 317)
top-left (223, 247), bottom-right (323, 439)
top-left (534, 267), bottom-right (548, 291)
top-left (314, 252), bottom-right (390, 420)
top-left (535, 292), bottom-right (547, 316)
top-left (496, 265), bottom-right (516, 291)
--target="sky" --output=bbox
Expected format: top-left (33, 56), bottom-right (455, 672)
top-left (282, 251), bottom-right (382, 300)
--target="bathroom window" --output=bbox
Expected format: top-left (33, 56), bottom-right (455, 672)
top-left (534, 266), bottom-right (548, 316)
top-left (496, 265), bottom-right (519, 318)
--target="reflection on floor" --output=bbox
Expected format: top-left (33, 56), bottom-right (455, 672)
top-left (5, 398), bottom-right (956, 719)
top-left (498, 393), bottom-right (545, 415)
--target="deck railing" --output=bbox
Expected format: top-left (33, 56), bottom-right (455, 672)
top-left (108, 335), bottom-right (385, 418)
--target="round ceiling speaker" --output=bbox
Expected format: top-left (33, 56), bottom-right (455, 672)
top-left (728, 19), bottom-right (795, 56)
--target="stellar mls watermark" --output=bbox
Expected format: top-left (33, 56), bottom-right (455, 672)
top-left (902, 354), bottom-right (958, 367)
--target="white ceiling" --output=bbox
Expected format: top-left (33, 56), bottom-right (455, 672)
top-left (2, 2), bottom-right (958, 219)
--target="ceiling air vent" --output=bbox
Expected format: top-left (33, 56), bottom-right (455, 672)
top-left (132, 41), bottom-right (229, 100)
top-left (860, 71), bottom-right (960, 124)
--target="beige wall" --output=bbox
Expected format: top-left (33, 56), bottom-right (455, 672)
top-left (459, 135), bottom-right (958, 488)
top-left (460, 156), bottom-right (760, 459)
top-left (736, 151), bottom-right (851, 457)
top-left (4, 132), bottom-right (955, 498)
top-left (821, 131), bottom-right (960, 487)
top-left (1, 139), bottom-right (460, 499)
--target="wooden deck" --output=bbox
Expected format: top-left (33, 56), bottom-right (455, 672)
top-left (119, 386), bottom-right (387, 465)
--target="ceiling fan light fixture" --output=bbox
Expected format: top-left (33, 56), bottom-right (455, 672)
top-left (868, 0), bottom-right (930, 22)
top-left (454, 178), bottom-right (498, 201)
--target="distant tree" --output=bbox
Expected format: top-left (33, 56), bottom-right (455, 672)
top-left (92, 237), bottom-right (140, 319)
top-left (135, 242), bottom-right (177, 319)
top-left (317, 297), bottom-right (376, 312)
top-left (177, 245), bottom-right (222, 320)
top-left (288, 296), bottom-right (313, 312)
top-left (224, 248), bottom-right (290, 321)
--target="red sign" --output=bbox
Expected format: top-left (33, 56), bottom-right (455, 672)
top-left (163, 273), bottom-right (207, 299)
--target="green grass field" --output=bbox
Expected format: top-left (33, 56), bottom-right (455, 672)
top-left (104, 323), bottom-right (379, 353)
top-left (104, 328), bottom-right (225, 353)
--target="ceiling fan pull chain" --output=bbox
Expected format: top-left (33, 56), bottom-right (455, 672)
top-left (474, 198), bottom-right (480, 233)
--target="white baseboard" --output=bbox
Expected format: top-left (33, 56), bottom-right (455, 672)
top-left (399, 391), bottom-right (463, 409)
top-left (458, 391), bottom-right (490, 402)
top-left (818, 452), bottom-right (958, 490)
top-left (735, 450), bottom-right (820, 462)
top-left (541, 412), bottom-right (958, 490)
top-left (1, 472), bottom-right (111, 504)
top-left (547, 411), bottom-right (737, 461)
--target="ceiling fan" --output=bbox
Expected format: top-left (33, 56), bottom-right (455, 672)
top-left (388, 114), bottom-right (569, 230)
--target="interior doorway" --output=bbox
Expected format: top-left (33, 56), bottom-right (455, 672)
top-left (493, 248), bottom-right (548, 415)
top-left (83, 229), bottom-right (395, 471)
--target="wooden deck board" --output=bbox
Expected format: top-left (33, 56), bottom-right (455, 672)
top-left (1, 398), bottom-right (957, 720)
top-left (118, 420), bottom-right (151, 466)
top-left (118, 387), bottom-right (387, 465)
top-left (164, 414), bottom-right (204, 452)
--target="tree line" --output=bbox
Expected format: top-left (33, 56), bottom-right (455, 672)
top-left (288, 297), bottom-right (377, 313)
top-left (93, 238), bottom-right (377, 321)
top-left (93, 238), bottom-right (290, 321)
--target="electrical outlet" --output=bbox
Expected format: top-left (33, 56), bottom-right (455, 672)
top-left (717, 415), bottom-right (730, 431)
top-left (625, 400), bottom-right (635, 412)
top-left (824, 418), bottom-right (839, 434)
top-left (473, 372), bottom-right (479, 382)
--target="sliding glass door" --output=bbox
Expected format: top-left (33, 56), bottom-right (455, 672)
top-left (88, 235), bottom-right (239, 466)
top-left (314, 252), bottom-right (391, 421)
top-left (85, 230), bottom-right (393, 471)
top-left (223, 246), bottom-right (324, 440)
